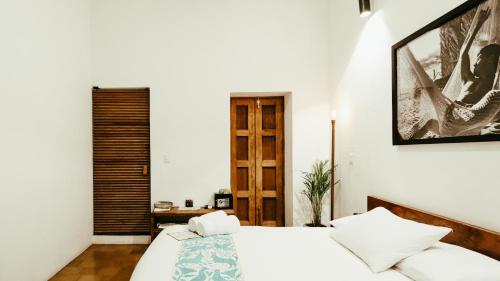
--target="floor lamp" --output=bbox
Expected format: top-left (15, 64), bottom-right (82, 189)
top-left (330, 111), bottom-right (336, 220)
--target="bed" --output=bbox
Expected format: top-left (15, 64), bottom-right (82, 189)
top-left (130, 197), bottom-right (500, 281)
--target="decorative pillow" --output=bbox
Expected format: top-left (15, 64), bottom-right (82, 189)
top-left (396, 242), bottom-right (500, 281)
top-left (330, 207), bottom-right (452, 273)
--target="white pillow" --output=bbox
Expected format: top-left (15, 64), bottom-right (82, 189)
top-left (329, 214), bottom-right (359, 228)
top-left (331, 207), bottom-right (452, 273)
top-left (396, 242), bottom-right (500, 281)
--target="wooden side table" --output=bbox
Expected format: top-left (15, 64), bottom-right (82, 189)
top-left (150, 208), bottom-right (235, 242)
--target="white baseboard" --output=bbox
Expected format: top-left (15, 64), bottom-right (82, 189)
top-left (92, 235), bottom-right (150, 244)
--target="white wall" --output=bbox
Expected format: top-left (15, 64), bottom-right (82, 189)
top-left (91, 0), bottom-right (332, 226)
top-left (0, 1), bottom-right (93, 280)
top-left (330, 0), bottom-right (500, 232)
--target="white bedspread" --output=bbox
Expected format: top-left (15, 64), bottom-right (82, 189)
top-left (130, 226), bottom-right (411, 281)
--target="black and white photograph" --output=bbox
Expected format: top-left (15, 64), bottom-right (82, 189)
top-left (393, 0), bottom-right (500, 145)
top-left (216, 198), bottom-right (230, 208)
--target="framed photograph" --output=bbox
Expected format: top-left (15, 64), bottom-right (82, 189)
top-left (393, 0), bottom-right (500, 145)
top-left (214, 193), bottom-right (233, 210)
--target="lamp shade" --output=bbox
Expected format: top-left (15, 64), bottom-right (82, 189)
top-left (330, 110), bottom-right (337, 121)
top-left (359, 0), bottom-right (372, 17)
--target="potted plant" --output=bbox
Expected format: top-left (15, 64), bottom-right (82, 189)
top-left (302, 160), bottom-right (333, 227)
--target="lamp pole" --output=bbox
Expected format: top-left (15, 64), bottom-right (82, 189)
top-left (330, 114), bottom-right (336, 220)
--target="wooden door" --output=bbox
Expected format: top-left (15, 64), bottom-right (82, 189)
top-left (230, 97), bottom-right (284, 226)
top-left (93, 87), bottom-right (151, 235)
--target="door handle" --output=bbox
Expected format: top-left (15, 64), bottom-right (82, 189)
top-left (143, 165), bottom-right (149, 176)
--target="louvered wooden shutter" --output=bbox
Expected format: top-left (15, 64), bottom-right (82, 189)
top-left (93, 88), bottom-right (151, 235)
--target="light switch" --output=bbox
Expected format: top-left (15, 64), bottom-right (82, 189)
top-left (349, 152), bottom-right (354, 166)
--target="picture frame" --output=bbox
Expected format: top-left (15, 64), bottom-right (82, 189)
top-left (392, 0), bottom-right (500, 145)
top-left (214, 193), bottom-right (233, 210)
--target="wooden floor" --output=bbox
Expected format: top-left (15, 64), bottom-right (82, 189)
top-left (49, 244), bottom-right (148, 281)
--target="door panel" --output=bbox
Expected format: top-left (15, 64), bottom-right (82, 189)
top-left (93, 88), bottom-right (151, 235)
top-left (255, 98), bottom-right (284, 227)
top-left (230, 98), bottom-right (256, 226)
top-left (231, 97), bottom-right (284, 226)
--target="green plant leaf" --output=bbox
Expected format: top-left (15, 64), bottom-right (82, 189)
top-left (301, 160), bottom-right (331, 225)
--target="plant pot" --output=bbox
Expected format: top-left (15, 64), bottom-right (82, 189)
top-left (304, 223), bottom-right (328, 227)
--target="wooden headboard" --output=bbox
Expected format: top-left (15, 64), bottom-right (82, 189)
top-left (367, 196), bottom-right (500, 260)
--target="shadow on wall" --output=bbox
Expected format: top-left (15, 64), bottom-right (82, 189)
top-left (329, 0), bottom-right (366, 95)
top-left (397, 140), bottom-right (500, 153)
top-left (294, 192), bottom-right (311, 225)
top-left (293, 190), bottom-right (332, 226)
